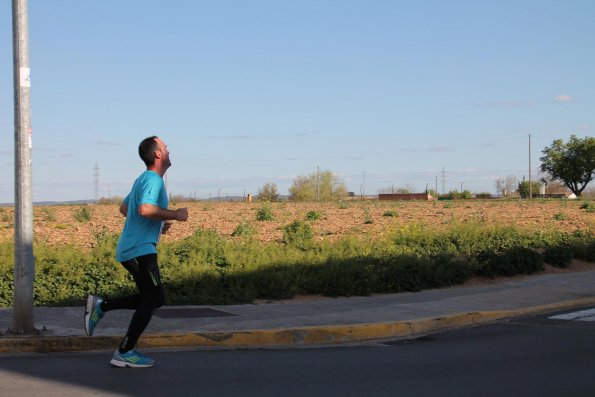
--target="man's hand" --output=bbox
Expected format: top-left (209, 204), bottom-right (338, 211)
top-left (161, 221), bottom-right (173, 234)
top-left (174, 208), bottom-right (189, 222)
top-left (161, 209), bottom-right (187, 235)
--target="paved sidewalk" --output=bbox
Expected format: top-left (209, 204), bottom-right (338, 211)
top-left (1, 269), bottom-right (595, 353)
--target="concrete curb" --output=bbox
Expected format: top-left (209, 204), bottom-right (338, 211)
top-left (2, 297), bottom-right (594, 354)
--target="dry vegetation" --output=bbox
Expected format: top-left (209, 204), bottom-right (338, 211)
top-left (0, 199), bottom-right (593, 249)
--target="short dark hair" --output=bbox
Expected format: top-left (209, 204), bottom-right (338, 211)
top-left (138, 136), bottom-right (159, 166)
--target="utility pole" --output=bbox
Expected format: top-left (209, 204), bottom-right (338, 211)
top-left (362, 171), bottom-right (366, 199)
top-left (93, 161), bottom-right (99, 203)
top-left (316, 166), bottom-right (320, 201)
top-left (441, 167), bottom-right (446, 195)
top-left (11, 0), bottom-right (35, 335)
top-left (528, 133), bottom-right (532, 199)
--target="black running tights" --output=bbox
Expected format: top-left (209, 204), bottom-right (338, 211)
top-left (101, 253), bottom-right (165, 352)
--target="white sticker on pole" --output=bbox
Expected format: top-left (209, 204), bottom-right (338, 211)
top-left (20, 67), bottom-right (31, 87)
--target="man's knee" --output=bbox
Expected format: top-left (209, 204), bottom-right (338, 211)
top-left (140, 288), bottom-right (165, 310)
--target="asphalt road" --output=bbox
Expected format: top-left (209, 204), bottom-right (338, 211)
top-left (1, 308), bottom-right (594, 397)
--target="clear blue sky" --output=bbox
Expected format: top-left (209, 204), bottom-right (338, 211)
top-left (1, 1), bottom-right (593, 202)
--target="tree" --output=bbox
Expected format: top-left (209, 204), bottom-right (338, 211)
top-left (257, 182), bottom-right (280, 202)
top-left (495, 175), bottom-right (517, 196)
top-left (541, 179), bottom-right (569, 195)
top-left (540, 135), bottom-right (595, 197)
top-left (443, 190), bottom-right (472, 200)
top-left (517, 180), bottom-right (540, 198)
top-left (395, 184), bottom-right (415, 194)
top-left (378, 184), bottom-right (415, 194)
top-left (289, 170), bottom-right (347, 201)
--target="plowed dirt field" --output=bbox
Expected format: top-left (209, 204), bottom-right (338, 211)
top-left (0, 200), bottom-right (592, 249)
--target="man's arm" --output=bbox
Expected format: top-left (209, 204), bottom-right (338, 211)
top-left (138, 203), bottom-right (188, 222)
top-left (119, 195), bottom-right (129, 217)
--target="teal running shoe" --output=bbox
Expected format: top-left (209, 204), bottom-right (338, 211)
top-left (84, 295), bottom-right (104, 336)
top-left (110, 349), bottom-right (155, 368)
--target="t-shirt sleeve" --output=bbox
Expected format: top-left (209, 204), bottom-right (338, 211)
top-left (139, 175), bottom-right (164, 206)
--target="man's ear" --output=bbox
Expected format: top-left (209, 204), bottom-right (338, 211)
top-left (154, 149), bottom-right (162, 160)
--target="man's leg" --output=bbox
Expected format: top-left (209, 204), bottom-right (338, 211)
top-left (85, 261), bottom-right (145, 336)
top-left (118, 253), bottom-right (165, 353)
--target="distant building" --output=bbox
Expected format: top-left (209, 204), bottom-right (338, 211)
top-left (378, 193), bottom-right (435, 201)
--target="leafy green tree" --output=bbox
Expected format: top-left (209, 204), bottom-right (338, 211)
top-left (517, 180), bottom-right (541, 198)
top-left (289, 170), bottom-right (347, 201)
top-left (257, 182), bottom-right (280, 202)
top-left (540, 135), bottom-right (595, 197)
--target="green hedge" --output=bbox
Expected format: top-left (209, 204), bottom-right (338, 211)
top-left (0, 223), bottom-right (593, 307)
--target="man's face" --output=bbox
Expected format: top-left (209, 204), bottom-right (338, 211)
top-left (155, 137), bottom-right (171, 169)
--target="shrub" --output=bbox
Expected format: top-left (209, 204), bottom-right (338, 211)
top-left (305, 210), bottom-right (322, 221)
top-left (73, 206), bottom-right (93, 222)
top-left (0, 222), bottom-right (590, 307)
top-left (432, 255), bottom-right (473, 286)
top-left (476, 247), bottom-right (543, 278)
top-left (544, 245), bottom-right (573, 268)
top-left (282, 220), bottom-right (314, 248)
top-left (231, 222), bottom-right (256, 237)
top-left (580, 201), bottom-right (594, 212)
top-left (572, 241), bottom-right (595, 262)
top-left (378, 256), bottom-right (434, 293)
top-left (475, 192), bottom-right (493, 199)
top-left (313, 257), bottom-right (379, 297)
top-left (443, 190), bottom-right (473, 200)
top-left (553, 212), bottom-right (567, 221)
top-left (383, 210), bottom-right (399, 217)
top-left (256, 206), bottom-right (274, 221)
top-left (363, 208), bottom-right (373, 224)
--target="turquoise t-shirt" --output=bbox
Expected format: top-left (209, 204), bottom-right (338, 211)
top-left (116, 170), bottom-right (168, 262)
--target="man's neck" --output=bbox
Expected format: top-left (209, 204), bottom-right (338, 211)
top-left (147, 165), bottom-right (165, 178)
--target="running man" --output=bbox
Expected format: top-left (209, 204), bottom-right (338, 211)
top-left (84, 136), bottom-right (188, 367)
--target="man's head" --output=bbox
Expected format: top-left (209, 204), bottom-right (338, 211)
top-left (138, 136), bottom-right (171, 172)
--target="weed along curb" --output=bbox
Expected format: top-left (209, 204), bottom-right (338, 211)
top-left (2, 297), bottom-right (595, 354)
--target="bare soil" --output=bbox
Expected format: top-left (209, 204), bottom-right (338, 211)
top-left (0, 200), bottom-right (592, 249)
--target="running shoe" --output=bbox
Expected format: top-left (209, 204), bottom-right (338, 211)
top-left (84, 295), bottom-right (104, 336)
top-left (110, 349), bottom-right (155, 368)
